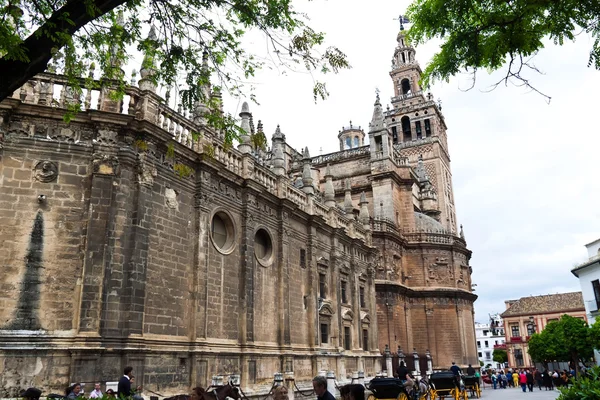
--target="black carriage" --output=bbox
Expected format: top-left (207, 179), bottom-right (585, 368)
top-left (428, 372), bottom-right (466, 400)
top-left (462, 375), bottom-right (481, 398)
top-left (366, 377), bottom-right (410, 400)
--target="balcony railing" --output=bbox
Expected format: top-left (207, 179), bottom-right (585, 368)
top-left (493, 344), bottom-right (507, 349)
top-left (510, 336), bottom-right (523, 343)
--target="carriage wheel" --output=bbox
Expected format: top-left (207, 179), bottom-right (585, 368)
top-left (475, 383), bottom-right (481, 399)
top-left (428, 388), bottom-right (437, 400)
top-left (397, 392), bottom-right (409, 400)
top-left (461, 389), bottom-right (468, 400)
top-left (450, 388), bottom-right (458, 400)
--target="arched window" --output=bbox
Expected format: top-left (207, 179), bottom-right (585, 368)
top-left (401, 53), bottom-right (406, 63)
top-left (415, 121), bottom-right (422, 139)
top-left (401, 116), bottom-right (411, 142)
top-left (401, 78), bottom-right (411, 95)
top-left (424, 119), bottom-right (432, 137)
top-left (345, 137), bottom-right (351, 149)
top-left (353, 136), bottom-right (359, 147)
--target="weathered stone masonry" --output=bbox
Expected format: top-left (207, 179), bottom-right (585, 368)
top-left (0, 26), bottom-right (477, 397)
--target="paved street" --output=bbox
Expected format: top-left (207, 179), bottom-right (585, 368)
top-left (478, 387), bottom-right (560, 400)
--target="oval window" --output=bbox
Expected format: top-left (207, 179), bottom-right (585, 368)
top-left (254, 228), bottom-right (273, 265)
top-left (210, 211), bottom-right (235, 254)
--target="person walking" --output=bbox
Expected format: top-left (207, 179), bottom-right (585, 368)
top-left (118, 366), bottom-right (134, 398)
top-left (491, 372), bottom-right (497, 390)
top-left (519, 371), bottom-right (527, 392)
top-left (66, 384), bottom-right (82, 399)
top-left (526, 370), bottom-right (534, 392)
top-left (89, 383), bottom-right (102, 399)
top-left (313, 376), bottom-right (335, 400)
top-left (534, 369), bottom-right (543, 390)
top-left (512, 370), bottom-right (519, 388)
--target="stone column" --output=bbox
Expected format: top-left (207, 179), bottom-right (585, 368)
top-left (384, 345), bottom-right (393, 377)
top-left (326, 371), bottom-right (336, 396)
top-left (78, 149), bottom-right (119, 333)
top-left (285, 372), bottom-right (295, 400)
top-left (426, 350), bottom-right (433, 375)
top-left (413, 349), bottom-right (420, 376)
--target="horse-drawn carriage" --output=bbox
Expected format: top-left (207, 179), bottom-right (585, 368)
top-left (462, 376), bottom-right (481, 398)
top-left (428, 372), bottom-right (467, 400)
top-left (366, 377), bottom-right (411, 400)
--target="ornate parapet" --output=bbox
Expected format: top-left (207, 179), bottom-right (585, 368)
top-left (2, 72), bottom-right (373, 245)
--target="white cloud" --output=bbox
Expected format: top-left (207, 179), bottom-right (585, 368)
top-left (218, 0), bottom-right (600, 319)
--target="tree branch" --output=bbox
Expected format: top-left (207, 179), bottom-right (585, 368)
top-left (0, 0), bottom-right (127, 101)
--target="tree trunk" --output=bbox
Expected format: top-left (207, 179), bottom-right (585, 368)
top-left (0, 0), bottom-right (127, 101)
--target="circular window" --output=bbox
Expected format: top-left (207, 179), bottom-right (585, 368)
top-left (254, 228), bottom-right (273, 266)
top-left (210, 211), bottom-right (235, 254)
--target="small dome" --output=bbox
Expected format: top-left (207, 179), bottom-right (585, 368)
top-left (414, 212), bottom-right (446, 232)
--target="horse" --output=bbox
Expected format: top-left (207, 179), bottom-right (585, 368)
top-left (164, 383), bottom-right (241, 400)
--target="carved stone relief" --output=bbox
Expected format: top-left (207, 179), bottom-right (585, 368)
top-left (93, 153), bottom-right (119, 175)
top-left (165, 188), bottom-right (179, 210)
top-left (33, 161), bottom-right (58, 183)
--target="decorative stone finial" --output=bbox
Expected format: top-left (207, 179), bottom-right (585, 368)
top-left (324, 164), bottom-right (335, 208)
top-left (344, 178), bottom-right (354, 217)
top-left (139, 26), bottom-right (158, 92)
top-left (237, 101), bottom-right (252, 154)
top-left (301, 147), bottom-right (314, 195)
top-left (369, 93), bottom-right (385, 133)
top-left (358, 191), bottom-right (370, 227)
top-left (460, 224), bottom-right (465, 240)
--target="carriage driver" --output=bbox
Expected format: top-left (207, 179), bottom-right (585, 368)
top-left (395, 361), bottom-right (414, 391)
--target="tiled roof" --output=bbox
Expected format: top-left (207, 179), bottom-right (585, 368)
top-left (500, 292), bottom-right (584, 317)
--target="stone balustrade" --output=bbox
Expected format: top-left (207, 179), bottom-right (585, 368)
top-left (5, 72), bottom-right (374, 243)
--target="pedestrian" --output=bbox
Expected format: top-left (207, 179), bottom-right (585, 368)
top-left (273, 386), bottom-right (290, 400)
top-left (500, 371), bottom-right (507, 389)
top-left (130, 377), bottom-right (143, 400)
top-left (519, 371), bottom-right (527, 392)
top-left (466, 364), bottom-right (476, 376)
top-left (542, 369), bottom-right (552, 390)
top-left (312, 376), bottom-right (335, 400)
top-left (397, 361), bottom-right (414, 392)
top-left (491, 372), bottom-right (497, 390)
top-left (505, 371), bottom-right (512, 388)
top-left (106, 389), bottom-right (116, 398)
top-left (20, 388), bottom-right (42, 400)
top-left (89, 383), bottom-right (103, 398)
top-left (66, 384), bottom-right (82, 399)
top-left (338, 384), bottom-right (364, 400)
top-left (118, 366), bottom-right (134, 398)
top-left (526, 370), bottom-right (534, 392)
top-left (513, 370), bottom-right (519, 388)
top-left (534, 369), bottom-right (543, 390)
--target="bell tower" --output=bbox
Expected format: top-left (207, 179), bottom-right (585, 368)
top-left (385, 26), bottom-right (458, 233)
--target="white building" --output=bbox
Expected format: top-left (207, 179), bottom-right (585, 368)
top-left (571, 238), bottom-right (600, 365)
top-left (475, 314), bottom-right (506, 370)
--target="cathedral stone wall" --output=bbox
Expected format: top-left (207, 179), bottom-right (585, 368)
top-left (0, 25), bottom-right (479, 397)
top-left (0, 93), bottom-right (380, 396)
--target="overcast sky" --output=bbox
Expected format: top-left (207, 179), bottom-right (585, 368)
top-left (216, 0), bottom-right (600, 322)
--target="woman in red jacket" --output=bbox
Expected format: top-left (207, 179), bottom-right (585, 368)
top-left (519, 371), bottom-right (528, 392)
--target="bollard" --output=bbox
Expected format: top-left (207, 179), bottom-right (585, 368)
top-left (351, 371), bottom-right (359, 384)
top-left (212, 375), bottom-right (224, 387)
top-left (413, 349), bottom-right (420, 377)
top-left (230, 374), bottom-right (241, 387)
top-left (397, 346), bottom-right (405, 367)
top-left (425, 350), bottom-right (433, 375)
top-left (285, 372), bottom-right (295, 400)
top-left (326, 371), bottom-right (336, 396)
top-left (382, 371), bottom-right (388, 378)
top-left (274, 372), bottom-right (284, 387)
top-left (358, 371), bottom-right (365, 386)
top-left (375, 372), bottom-right (382, 378)
top-left (384, 345), bottom-right (393, 377)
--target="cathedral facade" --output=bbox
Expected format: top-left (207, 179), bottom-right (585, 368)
top-left (0, 27), bottom-right (476, 396)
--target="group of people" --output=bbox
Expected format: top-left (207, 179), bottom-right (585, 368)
top-left (487, 367), bottom-right (575, 391)
top-left (20, 366), bottom-right (143, 400)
